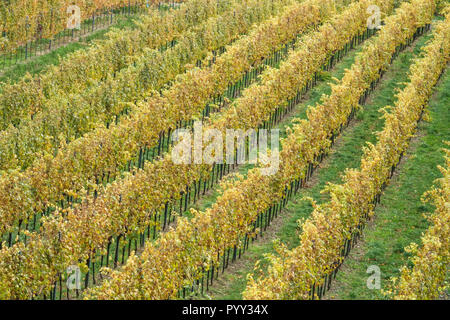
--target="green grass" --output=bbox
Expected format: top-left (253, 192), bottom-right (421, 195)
top-left (0, 15), bottom-right (141, 83)
top-left (328, 68), bottom-right (450, 300)
top-left (198, 28), bottom-right (435, 300)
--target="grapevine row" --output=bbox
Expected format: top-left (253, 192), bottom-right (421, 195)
top-left (392, 146), bottom-right (449, 299)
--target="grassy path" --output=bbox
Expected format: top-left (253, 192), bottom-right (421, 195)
top-left (192, 27), bottom-right (434, 300)
top-left (325, 67), bottom-right (450, 300)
